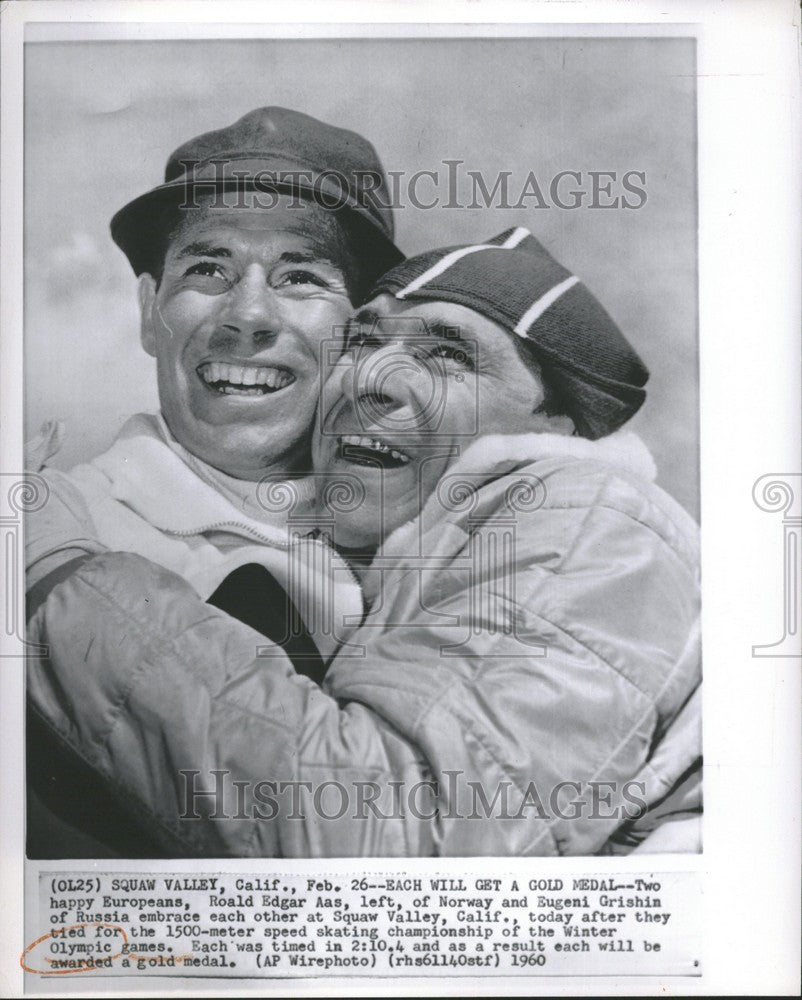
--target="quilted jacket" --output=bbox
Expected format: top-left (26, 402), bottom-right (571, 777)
top-left (26, 427), bottom-right (701, 856)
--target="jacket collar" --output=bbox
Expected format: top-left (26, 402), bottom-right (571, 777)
top-left (89, 412), bottom-right (315, 541)
top-left (450, 428), bottom-right (657, 483)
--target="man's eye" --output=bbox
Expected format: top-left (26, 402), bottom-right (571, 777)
top-left (183, 261), bottom-right (230, 284)
top-left (276, 269), bottom-right (328, 288)
top-left (425, 343), bottom-right (475, 369)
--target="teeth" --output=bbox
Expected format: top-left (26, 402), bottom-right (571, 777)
top-left (199, 362), bottom-right (293, 391)
top-left (340, 434), bottom-right (410, 463)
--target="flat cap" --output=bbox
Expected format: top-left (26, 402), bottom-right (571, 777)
top-left (111, 106), bottom-right (403, 278)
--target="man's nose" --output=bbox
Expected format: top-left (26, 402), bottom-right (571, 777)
top-left (353, 342), bottom-right (437, 429)
top-left (212, 265), bottom-right (282, 345)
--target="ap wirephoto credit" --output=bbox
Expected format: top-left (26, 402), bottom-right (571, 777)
top-left (7, 3), bottom-right (799, 993)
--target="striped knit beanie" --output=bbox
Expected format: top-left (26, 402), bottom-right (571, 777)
top-left (370, 227), bottom-right (649, 439)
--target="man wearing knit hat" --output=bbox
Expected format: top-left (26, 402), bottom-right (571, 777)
top-left (315, 225), bottom-right (652, 549)
top-left (27, 228), bottom-right (701, 857)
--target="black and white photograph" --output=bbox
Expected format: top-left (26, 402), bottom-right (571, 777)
top-left (23, 31), bottom-right (701, 862)
top-left (2, 1), bottom-right (800, 995)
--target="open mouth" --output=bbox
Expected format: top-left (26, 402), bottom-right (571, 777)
top-left (198, 361), bottom-right (296, 396)
top-left (338, 434), bottom-right (411, 470)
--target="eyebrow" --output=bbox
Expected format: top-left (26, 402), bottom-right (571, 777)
top-left (279, 250), bottom-right (340, 269)
top-left (174, 244), bottom-right (340, 269)
top-left (348, 310), bottom-right (476, 347)
top-left (175, 243), bottom-right (232, 260)
top-left (425, 320), bottom-right (476, 349)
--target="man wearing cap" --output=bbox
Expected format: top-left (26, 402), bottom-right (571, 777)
top-left (25, 106), bottom-right (402, 856)
top-left (27, 224), bottom-right (701, 857)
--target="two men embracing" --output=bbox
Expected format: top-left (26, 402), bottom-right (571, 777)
top-left (25, 106), bottom-right (701, 859)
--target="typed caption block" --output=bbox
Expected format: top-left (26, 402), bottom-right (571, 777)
top-left (24, 869), bottom-right (701, 979)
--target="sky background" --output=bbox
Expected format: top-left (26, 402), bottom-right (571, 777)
top-left (24, 36), bottom-right (698, 515)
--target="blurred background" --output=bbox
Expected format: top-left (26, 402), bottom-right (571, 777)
top-left (24, 36), bottom-right (698, 516)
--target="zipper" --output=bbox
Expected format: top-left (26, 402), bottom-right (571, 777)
top-left (165, 519), bottom-right (294, 547)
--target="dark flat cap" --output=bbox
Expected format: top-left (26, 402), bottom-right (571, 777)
top-left (111, 106), bottom-right (403, 277)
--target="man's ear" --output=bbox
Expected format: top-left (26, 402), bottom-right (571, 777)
top-left (138, 273), bottom-right (158, 357)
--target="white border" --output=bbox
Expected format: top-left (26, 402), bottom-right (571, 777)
top-left (2, 2), bottom-right (800, 997)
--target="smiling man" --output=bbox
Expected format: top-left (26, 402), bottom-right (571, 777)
top-left (316, 295), bottom-right (574, 550)
top-left (27, 229), bottom-right (701, 857)
top-left (139, 199), bottom-right (363, 480)
top-left (28, 107), bottom-right (400, 593)
top-left (25, 106), bottom-right (401, 857)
